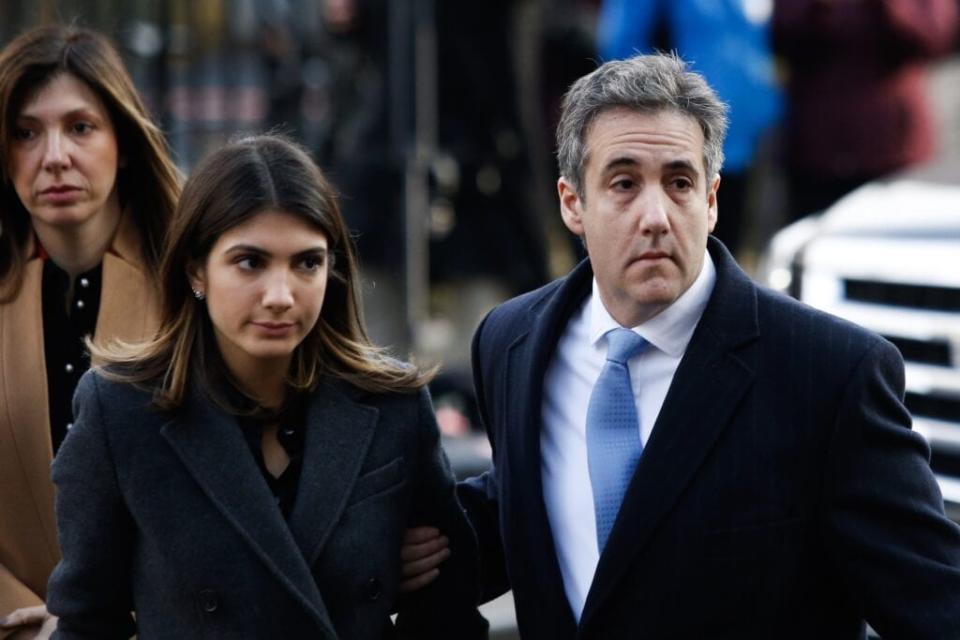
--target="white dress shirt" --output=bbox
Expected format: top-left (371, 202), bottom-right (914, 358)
top-left (540, 252), bottom-right (716, 620)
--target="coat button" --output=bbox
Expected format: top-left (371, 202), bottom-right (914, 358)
top-left (198, 589), bottom-right (219, 613)
top-left (361, 577), bottom-right (382, 602)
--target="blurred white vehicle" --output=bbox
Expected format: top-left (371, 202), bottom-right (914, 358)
top-left (757, 163), bottom-right (960, 520)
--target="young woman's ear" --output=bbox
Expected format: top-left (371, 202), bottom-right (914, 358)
top-left (186, 262), bottom-right (205, 299)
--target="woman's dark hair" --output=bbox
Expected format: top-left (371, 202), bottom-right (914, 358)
top-left (94, 134), bottom-right (433, 408)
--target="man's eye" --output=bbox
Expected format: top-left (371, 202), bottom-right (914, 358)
top-left (612, 178), bottom-right (635, 190)
top-left (670, 177), bottom-right (693, 190)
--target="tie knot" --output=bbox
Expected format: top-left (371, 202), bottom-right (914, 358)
top-left (604, 328), bottom-right (647, 364)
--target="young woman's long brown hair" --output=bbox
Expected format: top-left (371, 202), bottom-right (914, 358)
top-left (95, 134), bottom-right (433, 409)
top-left (0, 24), bottom-right (181, 299)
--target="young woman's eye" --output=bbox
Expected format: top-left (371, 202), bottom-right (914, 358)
top-left (299, 255), bottom-right (325, 271)
top-left (236, 255), bottom-right (262, 270)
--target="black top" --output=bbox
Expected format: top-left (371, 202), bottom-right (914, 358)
top-left (42, 259), bottom-right (103, 454)
top-left (236, 394), bottom-right (308, 519)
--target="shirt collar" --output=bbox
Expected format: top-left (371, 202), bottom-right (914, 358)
top-left (589, 249), bottom-right (716, 357)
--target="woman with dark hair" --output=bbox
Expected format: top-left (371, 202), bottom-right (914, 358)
top-left (45, 135), bottom-right (486, 639)
top-left (0, 25), bottom-right (180, 639)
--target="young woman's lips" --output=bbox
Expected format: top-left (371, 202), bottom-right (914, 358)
top-left (39, 185), bottom-right (81, 204)
top-left (252, 322), bottom-right (295, 335)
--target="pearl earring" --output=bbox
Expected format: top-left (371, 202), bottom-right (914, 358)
top-left (192, 288), bottom-right (205, 301)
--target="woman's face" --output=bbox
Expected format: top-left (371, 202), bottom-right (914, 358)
top-left (9, 73), bottom-right (121, 234)
top-left (191, 209), bottom-right (330, 380)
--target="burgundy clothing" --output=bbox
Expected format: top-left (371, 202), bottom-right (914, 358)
top-left (774, 0), bottom-right (958, 178)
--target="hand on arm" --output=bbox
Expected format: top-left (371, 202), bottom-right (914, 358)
top-left (394, 388), bottom-right (487, 639)
top-left (399, 527), bottom-right (450, 593)
top-left (0, 606), bottom-right (57, 640)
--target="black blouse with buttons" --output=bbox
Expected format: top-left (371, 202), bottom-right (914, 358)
top-left (236, 394), bottom-right (308, 519)
top-left (41, 259), bottom-right (103, 454)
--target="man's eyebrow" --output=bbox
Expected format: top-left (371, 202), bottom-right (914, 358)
top-left (600, 157), bottom-right (700, 177)
top-left (664, 159), bottom-right (698, 173)
top-left (601, 157), bottom-right (639, 173)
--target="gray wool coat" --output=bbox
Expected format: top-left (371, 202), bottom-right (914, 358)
top-left (47, 371), bottom-right (487, 640)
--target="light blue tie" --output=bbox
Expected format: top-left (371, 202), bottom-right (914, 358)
top-left (587, 328), bottom-right (648, 553)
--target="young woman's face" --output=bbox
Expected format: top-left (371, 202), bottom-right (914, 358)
top-left (9, 73), bottom-right (121, 233)
top-left (192, 209), bottom-right (330, 380)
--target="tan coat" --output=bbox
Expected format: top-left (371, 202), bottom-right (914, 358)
top-left (0, 213), bottom-right (159, 630)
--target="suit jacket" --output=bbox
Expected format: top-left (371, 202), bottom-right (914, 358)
top-left (0, 213), bottom-right (158, 631)
top-left (459, 238), bottom-right (960, 639)
top-left (47, 370), bottom-right (487, 640)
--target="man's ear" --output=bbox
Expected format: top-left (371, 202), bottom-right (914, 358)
top-left (706, 174), bottom-right (720, 234)
top-left (558, 176), bottom-right (585, 236)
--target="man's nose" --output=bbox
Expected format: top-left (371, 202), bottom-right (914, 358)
top-left (42, 131), bottom-right (70, 172)
top-left (637, 187), bottom-right (669, 236)
top-left (262, 271), bottom-right (295, 310)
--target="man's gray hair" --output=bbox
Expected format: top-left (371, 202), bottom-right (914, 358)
top-left (556, 53), bottom-right (729, 194)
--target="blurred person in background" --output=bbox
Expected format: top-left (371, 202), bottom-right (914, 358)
top-left (45, 135), bottom-right (487, 640)
top-left (0, 25), bottom-right (180, 640)
top-left (317, 0), bottom-right (552, 440)
top-left (773, 0), bottom-right (958, 221)
top-left (598, 0), bottom-right (783, 257)
top-left (319, 0), bottom-right (549, 296)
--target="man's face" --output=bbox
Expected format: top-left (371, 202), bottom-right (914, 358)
top-left (558, 107), bottom-right (719, 327)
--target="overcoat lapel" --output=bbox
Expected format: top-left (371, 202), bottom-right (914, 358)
top-left (502, 260), bottom-right (593, 634)
top-left (0, 259), bottom-right (59, 576)
top-left (160, 390), bottom-right (338, 639)
top-left (581, 239), bottom-right (760, 626)
top-left (95, 211), bottom-right (158, 343)
top-left (288, 382), bottom-right (379, 566)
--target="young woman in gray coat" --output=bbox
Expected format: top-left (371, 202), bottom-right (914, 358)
top-left (46, 135), bottom-right (487, 640)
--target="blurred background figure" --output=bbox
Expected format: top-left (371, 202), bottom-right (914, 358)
top-left (597, 0), bottom-right (783, 258)
top-left (773, 0), bottom-right (959, 222)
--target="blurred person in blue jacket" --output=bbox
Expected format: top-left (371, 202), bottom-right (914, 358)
top-left (598, 0), bottom-right (782, 256)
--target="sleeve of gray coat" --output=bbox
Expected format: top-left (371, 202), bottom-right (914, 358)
top-left (47, 372), bottom-right (137, 640)
top-left (393, 387), bottom-right (488, 639)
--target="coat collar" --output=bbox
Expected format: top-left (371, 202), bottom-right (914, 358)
top-left (288, 382), bottom-right (379, 566)
top-left (579, 237), bottom-right (759, 627)
top-left (160, 380), bottom-right (378, 639)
